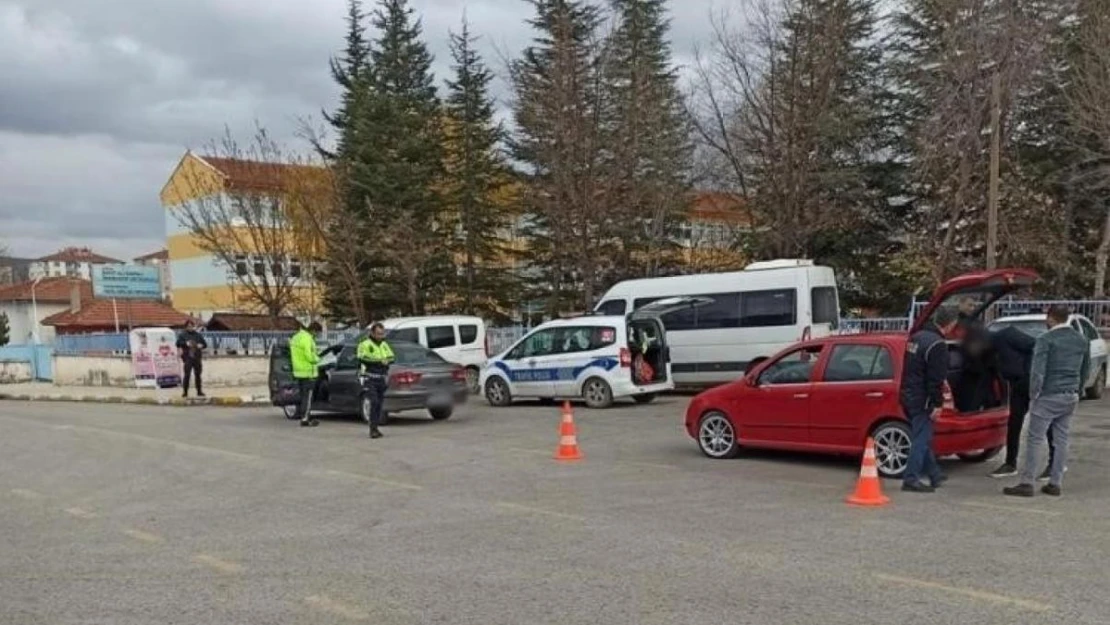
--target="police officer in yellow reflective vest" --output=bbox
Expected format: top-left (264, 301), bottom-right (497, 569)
top-left (357, 323), bottom-right (395, 439)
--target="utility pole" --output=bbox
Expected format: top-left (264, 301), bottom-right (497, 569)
top-left (987, 71), bottom-right (1001, 270)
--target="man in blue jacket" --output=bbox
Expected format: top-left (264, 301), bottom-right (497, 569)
top-left (900, 306), bottom-right (960, 493)
top-left (1005, 305), bottom-right (1089, 497)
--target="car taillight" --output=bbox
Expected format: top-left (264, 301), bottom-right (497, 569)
top-left (451, 367), bottom-right (467, 382)
top-left (390, 370), bottom-right (423, 386)
top-left (619, 347), bottom-right (632, 368)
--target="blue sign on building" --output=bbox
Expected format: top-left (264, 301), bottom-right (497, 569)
top-left (92, 265), bottom-right (162, 300)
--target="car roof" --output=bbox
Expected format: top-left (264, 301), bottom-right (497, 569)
top-left (992, 313), bottom-right (1086, 323)
top-left (382, 315), bottom-right (483, 326)
top-left (536, 316), bottom-right (627, 329)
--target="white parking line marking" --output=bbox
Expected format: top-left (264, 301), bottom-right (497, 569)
top-left (64, 507), bottom-right (96, 519)
top-left (302, 468), bottom-right (423, 491)
top-left (496, 501), bottom-right (587, 522)
top-left (959, 501), bottom-right (1062, 517)
top-left (875, 573), bottom-right (1052, 612)
top-left (10, 488), bottom-right (45, 500)
top-left (304, 595), bottom-right (370, 621)
top-left (122, 528), bottom-right (163, 544)
top-left (193, 553), bottom-right (244, 575)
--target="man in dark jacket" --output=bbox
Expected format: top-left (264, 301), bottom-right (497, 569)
top-left (176, 321), bottom-right (207, 398)
top-left (988, 325), bottom-right (1037, 478)
top-left (900, 306), bottom-right (960, 493)
top-left (1005, 306), bottom-right (1089, 497)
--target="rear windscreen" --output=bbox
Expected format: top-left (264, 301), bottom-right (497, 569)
top-left (392, 342), bottom-right (447, 366)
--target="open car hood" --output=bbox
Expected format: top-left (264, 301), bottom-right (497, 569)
top-left (629, 296), bottom-right (714, 320)
top-left (911, 268), bottom-right (1038, 334)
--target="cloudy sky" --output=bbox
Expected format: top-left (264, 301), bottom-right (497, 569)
top-left (0, 0), bottom-right (722, 262)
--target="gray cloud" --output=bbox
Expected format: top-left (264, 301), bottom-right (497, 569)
top-left (0, 0), bottom-right (719, 261)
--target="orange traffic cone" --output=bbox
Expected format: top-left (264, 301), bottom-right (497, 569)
top-left (846, 437), bottom-right (889, 507)
top-left (554, 401), bottom-right (583, 461)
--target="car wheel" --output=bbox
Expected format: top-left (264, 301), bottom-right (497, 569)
top-left (429, 406), bottom-right (453, 420)
top-left (957, 447), bottom-right (1001, 463)
top-left (632, 393), bottom-right (656, 404)
top-left (282, 404), bottom-right (298, 420)
top-left (1085, 366), bottom-right (1106, 400)
top-left (465, 367), bottom-right (481, 394)
top-left (582, 377), bottom-right (614, 409)
top-left (485, 377), bottom-right (512, 407)
top-left (697, 411), bottom-right (740, 459)
top-left (871, 421), bottom-right (912, 479)
top-left (360, 395), bottom-right (371, 423)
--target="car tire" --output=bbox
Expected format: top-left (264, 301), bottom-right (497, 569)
top-left (1085, 366), bottom-right (1106, 400)
top-left (697, 411), bottom-right (740, 459)
top-left (429, 406), bottom-right (453, 420)
top-left (360, 395), bottom-right (371, 423)
top-left (632, 393), bottom-right (657, 405)
top-left (871, 421), bottom-right (912, 479)
top-left (582, 377), bottom-right (614, 409)
top-left (465, 367), bottom-right (481, 394)
top-left (283, 404), bottom-right (299, 420)
top-left (485, 377), bottom-right (512, 407)
top-left (957, 447), bottom-right (1001, 463)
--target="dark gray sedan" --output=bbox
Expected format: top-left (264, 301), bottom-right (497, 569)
top-left (269, 339), bottom-right (469, 422)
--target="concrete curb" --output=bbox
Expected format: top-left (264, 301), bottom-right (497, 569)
top-left (0, 392), bottom-right (270, 408)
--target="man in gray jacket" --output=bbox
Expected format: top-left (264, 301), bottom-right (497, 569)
top-left (1004, 305), bottom-right (1089, 497)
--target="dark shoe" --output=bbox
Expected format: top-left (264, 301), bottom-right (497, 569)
top-left (989, 463), bottom-right (1017, 479)
top-left (301, 419), bottom-right (319, 428)
top-left (182, 392), bottom-right (189, 398)
top-left (1041, 484), bottom-right (1062, 497)
top-left (901, 481), bottom-right (935, 493)
top-left (931, 474), bottom-right (949, 488)
top-left (369, 427), bottom-right (383, 439)
top-left (1003, 483), bottom-right (1035, 498)
top-left (197, 392), bottom-right (206, 398)
top-left (1037, 466), bottom-right (1067, 482)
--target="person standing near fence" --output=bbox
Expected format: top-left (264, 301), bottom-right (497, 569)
top-left (1005, 305), bottom-right (1089, 498)
top-left (291, 321), bottom-right (322, 428)
top-left (357, 323), bottom-right (394, 439)
top-left (176, 321), bottom-right (207, 398)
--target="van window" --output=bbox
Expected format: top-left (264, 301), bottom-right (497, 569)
top-left (696, 293), bottom-right (741, 329)
top-left (426, 326), bottom-right (457, 349)
top-left (741, 289), bottom-right (797, 327)
top-left (388, 328), bottom-right (419, 344)
top-left (556, 326), bottom-right (617, 353)
top-left (812, 287), bottom-right (838, 326)
top-left (459, 324), bottom-right (479, 344)
top-left (595, 300), bottom-right (627, 315)
top-left (509, 329), bottom-right (557, 359)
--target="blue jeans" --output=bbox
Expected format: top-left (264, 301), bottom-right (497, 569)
top-left (904, 411), bottom-right (941, 486)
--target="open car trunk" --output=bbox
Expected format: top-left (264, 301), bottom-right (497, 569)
top-left (946, 343), bottom-right (1006, 414)
top-left (629, 318), bottom-right (668, 385)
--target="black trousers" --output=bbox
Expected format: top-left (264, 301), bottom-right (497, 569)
top-left (362, 377), bottom-right (387, 429)
top-left (295, 378), bottom-right (316, 420)
top-left (182, 360), bottom-right (203, 395)
top-left (1005, 378), bottom-right (1054, 467)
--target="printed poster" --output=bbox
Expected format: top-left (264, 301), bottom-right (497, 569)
top-left (130, 328), bottom-right (181, 388)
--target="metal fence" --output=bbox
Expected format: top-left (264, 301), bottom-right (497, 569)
top-left (54, 330), bottom-right (360, 356)
top-left (488, 326), bottom-right (527, 355)
top-left (836, 318), bottom-right (910, 335)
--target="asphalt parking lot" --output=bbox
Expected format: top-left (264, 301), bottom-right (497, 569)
top-left (3, 395), bottom-right (1110, 624)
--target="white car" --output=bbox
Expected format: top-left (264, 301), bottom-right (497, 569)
top-left (479, 298), bottom-right (705, 408)
top-left (381, 316), bottom-right (488, 391)
top-left (988, 313), bottom-right (1108, 399)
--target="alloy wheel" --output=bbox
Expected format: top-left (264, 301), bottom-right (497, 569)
top-left (873, 424), bottom-right (912, 477)
top-left (698, 413), bottom-right (736, 458)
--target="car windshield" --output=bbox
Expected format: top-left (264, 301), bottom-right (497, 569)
top-left (989, 319), bottom-right (1048, 338)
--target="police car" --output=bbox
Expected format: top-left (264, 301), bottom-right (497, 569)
top-left (480, 298), bottom-right (708, 408)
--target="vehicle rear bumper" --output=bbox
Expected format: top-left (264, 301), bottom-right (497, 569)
top-left (384, 388), bottom-right (468, 413)
top-left (611, 378), bottom-right (675, 398)
top-left (934, 410), bottom-right (1008, 455)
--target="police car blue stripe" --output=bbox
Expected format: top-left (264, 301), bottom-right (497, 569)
top-left (491, 358), bottom-right (619, 383)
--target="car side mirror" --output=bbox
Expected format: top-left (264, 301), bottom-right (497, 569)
top-left (744, 373), bottom-right (758, 387)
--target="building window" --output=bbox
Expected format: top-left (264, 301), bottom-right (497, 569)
top-left (253, 256), bottom-right (265, 278)
top-left (234, 255), bottom-right (248, 277)
top-left (289, 257), bottom-right (302, 279)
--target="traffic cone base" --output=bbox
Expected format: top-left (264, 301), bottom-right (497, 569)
top-left (846, 437), bottom-right (889, 507)
top-left (555, 401), bottom-right (583, 461)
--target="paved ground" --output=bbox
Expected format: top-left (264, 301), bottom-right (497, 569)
top-left (0, 382), bottom-right (269, 405)
top-left (2, 395), bottom-right (1109, 624)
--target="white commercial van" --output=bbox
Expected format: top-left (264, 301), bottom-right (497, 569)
top-left (381, 316), bottom-right (488, 391)
top-left (593, 259), bottom-right (839, 387)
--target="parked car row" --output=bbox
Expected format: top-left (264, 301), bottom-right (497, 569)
top-left (268, 263), bottom-right (1103, 481)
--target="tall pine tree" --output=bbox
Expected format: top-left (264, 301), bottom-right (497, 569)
top-left (603, 0), bottom-right (692, 281)
top-left (443, 18), bottom-right (519, 317)
top-left (511, 0), bottom-right (608, 313)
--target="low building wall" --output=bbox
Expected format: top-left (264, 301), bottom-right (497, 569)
top-left (52, 354), bottom-right (269, 388)
top-left (0, 360), bottom-right (33, 384)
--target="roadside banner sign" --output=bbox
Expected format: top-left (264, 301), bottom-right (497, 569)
top-left (93, 265), bottom-right (162, 300)
top-left (129, 327), bottom-right (181, 388)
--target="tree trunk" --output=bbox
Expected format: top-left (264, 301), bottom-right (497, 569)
top-left (1094, 202), bottom-right (1110, 297)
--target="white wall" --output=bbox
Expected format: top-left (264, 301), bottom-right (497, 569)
top-left (53, 354), bottom-right (269, 387)
top-left (0, 301), bottom-right (66, 344)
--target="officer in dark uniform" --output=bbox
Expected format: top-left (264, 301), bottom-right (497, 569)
top-left (901, 306), bottom-right (960, 492)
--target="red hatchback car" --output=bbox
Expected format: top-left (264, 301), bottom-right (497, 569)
top-left (685, 268), bottom-right (1038, 478)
